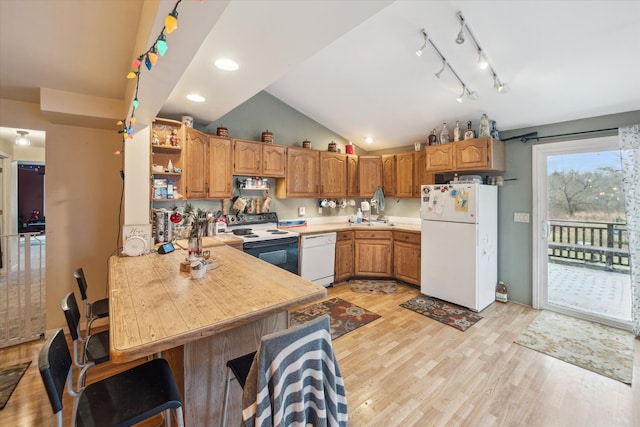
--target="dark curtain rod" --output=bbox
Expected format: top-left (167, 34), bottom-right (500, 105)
top-left (502, 127), bottom-right (618, 143)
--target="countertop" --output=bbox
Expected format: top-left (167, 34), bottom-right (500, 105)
top-left (289, 221), bottom-right (421, 235)
top-left (108, 246), bottom-right (326, 363)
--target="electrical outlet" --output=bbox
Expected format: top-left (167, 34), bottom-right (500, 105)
top-left (514, 212), bottom-right (530, 223)
top-left (298, 207), bottom-right (305, 216)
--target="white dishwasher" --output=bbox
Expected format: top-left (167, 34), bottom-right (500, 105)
top-left (299, 232), bottom-right (337, 287)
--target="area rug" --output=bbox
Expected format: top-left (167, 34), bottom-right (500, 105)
top-left (290, 297), bottom-right (381, 340)
top-left (0, 361), bottom-right (31, 409)
top-left (515, 310), bottom-right (634, 385)
top-left (348, 279), bottom-right (398, 295)
top-left (400, 294), bottom-right (483, 332)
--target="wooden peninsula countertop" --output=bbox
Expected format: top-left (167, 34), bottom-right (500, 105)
top-left (108, 245), bottom-right (326, 363)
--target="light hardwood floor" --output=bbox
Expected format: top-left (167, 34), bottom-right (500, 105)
top-left (1, 282), bottom-right (638, 426)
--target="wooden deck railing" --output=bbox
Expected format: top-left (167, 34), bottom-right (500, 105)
top-left (547, 219), bottom-right (629, 271)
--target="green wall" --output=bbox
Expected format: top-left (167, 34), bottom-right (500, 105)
top-left (198, 91), bottom-right (639, 306)
top-left (498, 110), bottom-right (640, 305)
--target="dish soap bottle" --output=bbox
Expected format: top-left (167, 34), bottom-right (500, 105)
top-left (495, 281), bottom-right (508, 303)
top-left (356, 208), bottom-right (363, 224)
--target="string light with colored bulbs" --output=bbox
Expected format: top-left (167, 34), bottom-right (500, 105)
top-left (117, 0), bottom-right (205, 147)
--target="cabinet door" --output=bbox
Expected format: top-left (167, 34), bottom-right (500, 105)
top-left (395, 152), bottom-right (414, 198)
top-left (358, 156), bottom-right (382, 197)
top-left (425, 144), bottom-right (454, 172)
top-left (334, 231), bottom-right (354, 282)
top-left (346, 155), bottom-right (359, 197)
top-left (354, 239), bottom-right (392, 277)
top-left (393, 231), bottom-right (421, 285)
top-left (413, 150), bottom-right (434, 196)
top-left (319, 152), bottom-right (347, 197)
top-left (262, 144), bottom-right (286, 177)
top-left (455, 137), bottom-right (506, 171)
top-left (185, 128), bottom-right (208, 199)
top-left (208, 136), bottom-right (232, 199)
top-left (284, 147), bottom-right (319, 197)
top-left (381, 154), bottom-right (396, 197)
top-left (233, 140), bottom-right (261, 175)
top-left (455, 138), bottom-right (490, 170)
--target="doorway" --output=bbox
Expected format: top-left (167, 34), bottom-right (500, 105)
top-left (532, 136), bottom-right (632, 330)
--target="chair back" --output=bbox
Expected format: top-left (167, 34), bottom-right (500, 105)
top-left (39, 328), bottom-right (72, 417)
top-left (74, 268), bottom-right (89, 301)
top-left (61, 291), bottom-right (82, 341)
top-left (242, 315), bottom-right (347, 427)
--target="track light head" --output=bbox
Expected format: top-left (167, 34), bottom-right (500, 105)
top-left (434, 59), bottom-right (446, 78)
top-left (455, 14), bottom-right (465, 44)
top-left (456, 86), bottom-right (466, 103)
top-left (478, 50), bottom-right (488, 69)
top-left (416, 30), bottom-right (428, 56)
top-left (493, 74), bottom-right (510, 93)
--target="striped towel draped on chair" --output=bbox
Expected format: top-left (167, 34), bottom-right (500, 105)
top-left (241, 315), bottom-right (348, 427)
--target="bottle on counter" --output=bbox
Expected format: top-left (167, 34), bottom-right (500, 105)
top-left (356, 208), bottom-right (363, 224)
top-left (428, 128), bottom-right (438, 145)
top-left (440, 122), bottom-right (450, 144)
top-left (464, 121), bottom-right (475, 140)
top-left (495, 281), bottom-right (508, 303)
top-left (453, 120), bottom-right (461, 142)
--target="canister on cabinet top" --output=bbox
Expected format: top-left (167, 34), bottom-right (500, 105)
top-left (261, 130), bottom-right (274, 144)
top-left (216, 125), bottom-right (228, 137)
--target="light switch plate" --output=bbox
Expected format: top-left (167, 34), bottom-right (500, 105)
top-left (298, 207), bottom-right (305, 216)
top-left (514, 212), bottom-right (530, 223)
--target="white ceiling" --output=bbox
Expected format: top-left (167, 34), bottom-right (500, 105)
top-left (1, 0), bottom-right (639, 151)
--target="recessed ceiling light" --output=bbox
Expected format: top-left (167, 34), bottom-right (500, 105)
top-left (214, 58), bottom-right (239, 71)
top-left (365, 137), bottom-right (373, 144)
top-left (186, 94), bottom-right (206, 102)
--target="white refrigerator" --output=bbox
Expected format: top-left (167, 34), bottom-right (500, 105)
top-left (420, 183), bottom-right (497, 312)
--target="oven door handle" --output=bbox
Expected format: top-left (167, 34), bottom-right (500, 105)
top-left (243, 236), bottom-right (299, 250)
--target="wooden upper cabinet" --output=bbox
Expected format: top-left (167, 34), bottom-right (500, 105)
top-left (184, 127), bottom-right (208, 199)
top-left (262, 144), bottom-right (286, 177)
top-left (395, 152), bottom-right (414, 198)
top-left (276, 147), bottom-right (319, 198)
top-left (358, 156), bottom-right (382, 197)
top-left (413, 150), bottom-right (434, 196)
top-left (426, 137), bottom-right (505, 172)
top-left (455, 137), bottom-right (505, 171)
top-left (425, 144), bottom-right (454, 172)
top-left (208, 136), bottom-right (232, 199)
top-left (319, 152), bottom-right (347, 197)
top-left (381, 155), bottom-right (396, 197)
top-left (233, 139), bottom-right (261, 175)
top-left (347, 155), bottom-right (359, 197)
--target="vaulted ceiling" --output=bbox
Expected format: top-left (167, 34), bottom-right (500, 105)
top-left (2, 0), bottom-right (639, 150)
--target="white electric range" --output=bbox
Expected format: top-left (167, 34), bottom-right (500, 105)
top-left (224, 213), bottom-right (300, 274)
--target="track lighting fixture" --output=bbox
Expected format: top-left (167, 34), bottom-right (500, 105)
top-left (415, 28), bottom-right (476, 102)
top-left (493, 74), bottom-right (509, 93)
top-left (455, 16), bottom-right (465, 44)
top-left (434, 58), bottom-right (446, 78)
top-left (478, 50), bottom-right (488, 69)
top-left (456, 11), bottom-right (509, 94)
top-left (415, 30), bottom-right (428, 56)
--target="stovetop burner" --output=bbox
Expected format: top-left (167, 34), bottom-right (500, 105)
top-left (225, 212), bottom-right (299, 242)
top-left (232, 228), bottom-right (253, 236)
top-left (267, 230), bottom-right (288, 234)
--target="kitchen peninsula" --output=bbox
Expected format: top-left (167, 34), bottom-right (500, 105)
top-left (108, 245), bottom-right (326, 425)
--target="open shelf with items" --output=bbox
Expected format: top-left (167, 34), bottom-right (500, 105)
top-left (151, 118), bottom-right (184, 202)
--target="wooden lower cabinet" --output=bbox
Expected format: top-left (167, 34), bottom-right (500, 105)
top-left (392, 231), bottom-right (421, 285)
top-left (334, 231), bottom-right (354, 282)
top-left (354, 230), bottom-right (392, 277)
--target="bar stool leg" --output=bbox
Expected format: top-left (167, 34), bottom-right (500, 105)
top-left (220, 367), bottom-right (233, 427)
